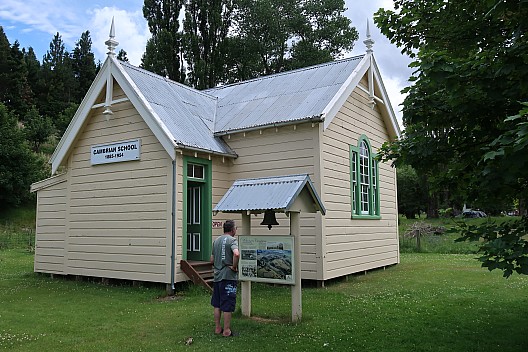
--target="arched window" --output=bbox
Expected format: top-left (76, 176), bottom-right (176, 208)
top-left (350, 136), bottom-right (380, 219)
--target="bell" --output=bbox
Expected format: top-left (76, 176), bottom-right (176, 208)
top-left (260, 209), bottom-right (279, 230)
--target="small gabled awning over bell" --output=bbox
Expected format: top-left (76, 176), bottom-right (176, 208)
top-left (214, 174), bottom-right (326, 215)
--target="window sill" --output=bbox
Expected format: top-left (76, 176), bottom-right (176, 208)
top-left (351, 214), bottom-right (381, 220)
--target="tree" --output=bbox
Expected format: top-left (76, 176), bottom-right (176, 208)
top-left (231, 0), bottom-right (357, 78)
top-left (55, 102), bottom-right (79, 138)
top-left (40, 33), bottom-right (77, 119)
top-left (24, 106), bottom-right (54, 153)
top-left (183, 0), bottom-right (235, 89)
top-left (117, 49), bottom-right (129, 62)
top-left (375, 0), bottom-right (527, 208)
top-left (142, 0), bottom-right (186, 82)
top-left (375, 0), bottom-right (528, 276)
top-left (141, 0), bottom-right (357, 86)
top-left (0, 103), bottom-right (46, 209)
top-left (23, 47), bottom-right (42, 105)
top-left (0, 28), bottom-right (34, 117)
top-left (72, 31), bottom-right (96, 101)
top-left (396, 164), bottom-right (426, 219)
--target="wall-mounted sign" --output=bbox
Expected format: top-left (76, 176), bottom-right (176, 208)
top-left (238, 235), bottom-right (294, 285)
top-left (91, 139), bottom-right (141, 165)
top-left (212, 221), bottom-right (223, 229)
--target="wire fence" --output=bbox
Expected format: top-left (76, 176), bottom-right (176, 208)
top-left (0, 223), bottom-right (35, 251)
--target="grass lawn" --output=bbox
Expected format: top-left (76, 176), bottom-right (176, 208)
top-left (397, 215), bottom-right (522, 254)
top-left (1, 250), bottom-right (527, 351)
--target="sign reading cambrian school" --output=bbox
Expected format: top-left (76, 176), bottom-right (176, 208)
top-left (238, 235), bottom-right (294, 285)
top-left (91, 139), bottom-right (141, 165)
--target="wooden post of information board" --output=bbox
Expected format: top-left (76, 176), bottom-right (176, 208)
top-left (290, 211), bottom-right (302, 322)
top-left (241, 212), bottom-right (251, 317)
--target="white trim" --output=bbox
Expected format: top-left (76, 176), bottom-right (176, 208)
top-left (30, 173), bottom-right (67, 193)
top-left (371, 57), bottom-right (402, 138)
top-left (111, 57), bottom-right (177, 160)
top-left (50, 61), bottom-right (111, 174)
top-left (92, 97), bottom-right (129, 109)
top-left (192, 233), bottom-right (201, 252)
top-left (322, 55), bottom-right (371, 130)
top-left (50, 57), bottom-right (178, 175)
top-left (322, 54), bottom-right (402, 139)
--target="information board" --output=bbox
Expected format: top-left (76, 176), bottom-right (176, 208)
top-left (238, 235), bottom-right (294, 285)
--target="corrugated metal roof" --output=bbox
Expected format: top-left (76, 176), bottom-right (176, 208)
top-left (214, 174), bottom-right (325, 214)
top-left (119, 62), bottom-right (235, 156)
top-left (117, 56), bottom-right (364, 154)
top-left (205, 55), bottom-right (364, 133)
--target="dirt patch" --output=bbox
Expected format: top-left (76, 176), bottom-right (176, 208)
top-left (156, 295), bottom-right (184, 302)
top-left (249, 316), bottom-right (283, 324)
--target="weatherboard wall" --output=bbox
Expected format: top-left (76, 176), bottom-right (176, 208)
top-left (32, 174), bottom-right (68, 274)
top-left (320, 76), bottom-right (399, 280)
top-left (223, 123), bottom-right (322, 280)
top-left (56, 82), bottom-right (173, 283)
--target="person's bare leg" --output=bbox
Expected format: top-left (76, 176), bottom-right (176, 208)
top-left (214, 308), bottom-right (223, 334)
top-left (222, 312), bottom-right (232, 336)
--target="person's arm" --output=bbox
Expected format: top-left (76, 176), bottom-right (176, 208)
top-left (210, 254), bottom-right (214, 264)
top-left (231, 248), bottom-right (240, 271)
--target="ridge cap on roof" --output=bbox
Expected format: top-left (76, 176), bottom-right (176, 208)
top-left (234, 174), bottom-right (309, 183)
top-left (118, 60), bottom-right (217, 101)
top-left (204, 54), bottom-right (365, 92)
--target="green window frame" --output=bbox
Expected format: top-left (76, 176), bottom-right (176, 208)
top-left (350, 135), bottom-right (380, 219)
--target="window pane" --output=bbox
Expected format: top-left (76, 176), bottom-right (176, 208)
top-left (359, 141), bottom-right (370, 214)
top-left (194, 165), bottom-right (204, 179)
top-left (361, 185), bottom-right (369, 213)
top-left (188, 163), bottom-right (204, 179)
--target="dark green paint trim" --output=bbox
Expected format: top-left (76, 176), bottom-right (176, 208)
top-left (182, 156), bottom-right (213, 261)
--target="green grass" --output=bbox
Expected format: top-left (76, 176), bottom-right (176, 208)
top-left (398, 215), bottom-right (522, 254)
top-left (1, 250), bottom-right (527, 351)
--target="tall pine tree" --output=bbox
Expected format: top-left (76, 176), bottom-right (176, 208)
top-left (40, 33), bottom-right (77, 120)
top-left (72, 30), bottom-right (96, 102)
top-left (0, 28), bottom-right (34, 117)
top-left (183, 0), bottom-right (235, 89)
top-left (142, 0), bottom-right (186, 82)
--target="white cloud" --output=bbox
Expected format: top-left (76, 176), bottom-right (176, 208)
top-left (0, 0), bottom-right (81, 46)
top-left (88, 7), bottom-right (150, 65)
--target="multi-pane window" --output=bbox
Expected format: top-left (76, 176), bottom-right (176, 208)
top-left (350, 136), bottom-right (380, 218)
top-left (359, 141), bottom-right (370, 214)
top-left (187, 163), bottom-right (204, 179)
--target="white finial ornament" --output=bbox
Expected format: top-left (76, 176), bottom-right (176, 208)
top-left (105, 17), bottom-right (119, 57)
top-left (363, 20), bottom-right (374, 54)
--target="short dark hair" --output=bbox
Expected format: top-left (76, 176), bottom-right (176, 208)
top-left (223, 220), bottom-right (236, 233)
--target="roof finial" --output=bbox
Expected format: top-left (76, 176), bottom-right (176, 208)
top-left (105, 17), bottom-right (119, 57)
top-left (363, 19), bottom-right (374, 54)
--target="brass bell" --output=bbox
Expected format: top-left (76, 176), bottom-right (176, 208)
top-left (260, 209), bottom-right (279, 230)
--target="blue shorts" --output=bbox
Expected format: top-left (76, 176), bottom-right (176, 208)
top-left (211, 280), bottom-right (237, 312)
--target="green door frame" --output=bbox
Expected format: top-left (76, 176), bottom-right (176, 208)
top-left (182, 156), bottom-right (212, 261)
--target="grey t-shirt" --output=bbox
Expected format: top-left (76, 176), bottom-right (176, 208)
top-left (212, 234), bottom-right (238, 282)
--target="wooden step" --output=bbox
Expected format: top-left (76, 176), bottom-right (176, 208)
top-left (180, 260), bottom-right (214, 292)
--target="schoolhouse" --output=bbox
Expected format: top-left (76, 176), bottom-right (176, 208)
top-left (31, 22), bottom-right (400, 289)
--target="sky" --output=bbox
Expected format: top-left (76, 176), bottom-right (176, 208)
top-left (0, 0), bottom-right (413, 125)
